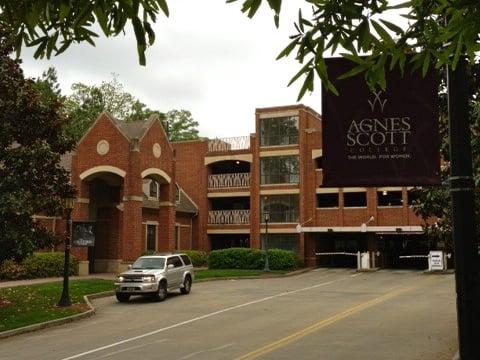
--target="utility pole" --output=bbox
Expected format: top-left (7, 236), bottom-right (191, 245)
top-left (447, 57), bottom-right (480, 360)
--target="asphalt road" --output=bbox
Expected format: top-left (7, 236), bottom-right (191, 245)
top-left (0, 269), bottom-right (458, 360)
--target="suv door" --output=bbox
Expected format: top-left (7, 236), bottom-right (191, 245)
top-left (166, 256), bottom-right (183, 286)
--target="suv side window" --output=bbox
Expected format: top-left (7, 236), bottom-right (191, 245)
top-left (169, 256), bottom-right (183, 268)
top-left (180, 255), bottom-right (192, 266)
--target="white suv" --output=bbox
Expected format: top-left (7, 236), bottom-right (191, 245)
top-left (114, 254), bottom-right (194, 302)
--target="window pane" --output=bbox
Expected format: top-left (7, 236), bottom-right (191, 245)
top-left (261, 195), bottom-right (299, 223)
top-left (407, 189), bottom-right (420, 206)
top-left (261, 234), bottom-right (299, 253)
top-left (377, 191), bottom-right (403, 206)
top-left (344, 192), bottom-right (367, 207)
top-left (261, 156), bottom-right (299, 184)
top-left (149, 180), bottom-right (158, 198)
top-left (317, 193), bottom-right (339, 208)
top-left (260, 116), bottom-right (299, 146)
top-left (146, 225), bottom-right (156, 250)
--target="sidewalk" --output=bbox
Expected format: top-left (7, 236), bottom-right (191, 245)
top-left (0, 273), bottom-right (116, 289)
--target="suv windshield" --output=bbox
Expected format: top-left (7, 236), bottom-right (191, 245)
top-left (132, 257), bottom-right (165, 269)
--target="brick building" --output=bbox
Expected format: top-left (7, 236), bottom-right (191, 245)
top-left (43, 105), bottom-right (430, 274)
top-left (173, 104), bottom-right (428, 269)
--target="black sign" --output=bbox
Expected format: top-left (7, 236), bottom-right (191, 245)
top-left (322, 57), bottom-right (440, 187)
top-left (72, 222), bottom-right (95, 247)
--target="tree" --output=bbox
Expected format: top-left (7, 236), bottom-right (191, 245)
top-left (163, 110), bottom-right (200, 141)
top-left (0, 0), bottom-right (169, 65)
top-left (64, 74), bottom-right (164, 140)
top-left (0, 31), bottom-right (75, 263)
top-left (412, 63), bottom-right (480, 252)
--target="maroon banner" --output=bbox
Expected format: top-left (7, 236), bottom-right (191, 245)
top-left (321, 57), bottom-right (440, 187)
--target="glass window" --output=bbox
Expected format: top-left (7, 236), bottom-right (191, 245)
top-left (180, 255), bottom-right (192, 265)
top-left (167, 256), bottom-right (183, 268)
top-left (315, 157), bottom-right (323, 169)
top-left (317, 193), bottom-right (339, 208)
top-left (146, 225), bottom-right (156, 250)
top-left (344, 192), bottom-right (367, 207)
top-left (261, 234), bottom-right (299, 253)
top-left (176, 185), bottom-right (180, 203)
top-left (149, 180), bottom-right (158, 199)
top-left (132, 257), bottom-right (165, 269)
top-left (260, 116), bottom-right (299, 146)
top-left (261, 194), bottom-right (299, 223)
top-left (261, 156), bottom-right (299, 184)
top-left (377, 191), bottom-right (403, 206)
top-left (407, 189), bottom-right (420, 206)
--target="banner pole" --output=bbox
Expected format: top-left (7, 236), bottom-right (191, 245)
top-left (447, 57), bottom-right (480, 359)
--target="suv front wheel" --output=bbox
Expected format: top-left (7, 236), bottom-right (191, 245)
top-left (153, 281), bottom-right (168, 301)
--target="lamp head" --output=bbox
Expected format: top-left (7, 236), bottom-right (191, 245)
top-left (264, 210), bottom-right (270, 222)
top-left (62, 197), bottom-right (76, 210)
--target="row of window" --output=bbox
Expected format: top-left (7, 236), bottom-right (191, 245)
top-left (317, 190), bottom-right (419, 208)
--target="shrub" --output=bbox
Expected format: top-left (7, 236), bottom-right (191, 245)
top-left (208, 248), bottom-right (263, 270)
top-left (267, 249), bottom-right (299, 270)
top-left (177, 250), bottom-right (208, 267)
top-left (208, 248), bottom-right (299, 270)
top-left (22, 252), bottom-right (78, 279)
top-left (0, 259), bottom-right (28, 280)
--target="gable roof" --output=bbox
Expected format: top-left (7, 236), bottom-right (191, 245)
top-left (175, 186), bottom-right (198, 214)
top-left (111, 117), bottom-right (155, 140)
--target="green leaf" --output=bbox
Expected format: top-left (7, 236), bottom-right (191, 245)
top-left (157, 0), bottom-right (169, 17)
top-left (338, 64), bottom-right (368, 80)
top-left (370, 19), bottom-right (394, 45)
top-left (379, 19), bottom-right (404, 35)
top-left (297, 69), bottom-right (313, 101)
top-left (288, 60), bottom-right (312, 87)
top-left (266, 0), bottom-right (281, 13)
top-left (452, 33), bottom-right (463, 70)
top-left (422, 51), bottom-right (431, 77)
top-left (276, 38), bottom-right (297, 60)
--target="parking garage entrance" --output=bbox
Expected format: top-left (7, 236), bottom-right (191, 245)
top-left (315, 233), bottom-right (368, 268)
top-left (378, 234), bottom-right (434, 269)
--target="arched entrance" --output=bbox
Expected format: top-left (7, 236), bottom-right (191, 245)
top-left (80, 167), bottom-right (125, 273)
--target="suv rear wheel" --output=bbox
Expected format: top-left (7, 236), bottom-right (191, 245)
top-left (180, 275), bottom-right (192, 295)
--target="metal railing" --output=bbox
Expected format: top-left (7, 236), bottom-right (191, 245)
top-left (207, 136), bottom-right (250, 152)
top-left (208, 210), bottom-right (250, 225)
top-left (208, 173), bottom-right (250, 188)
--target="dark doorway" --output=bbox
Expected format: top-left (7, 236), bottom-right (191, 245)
top-left (315, 233), bottom-right (368, 268)
top-left (210, 234), bottom-right (250, 250)
top-left (87, 176), bottom-right (122, 272)
top-left (380, 234), bottom-right (431, 269)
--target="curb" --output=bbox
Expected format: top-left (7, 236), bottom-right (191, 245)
top-left (195, 267), bottom-right (313, 282)
top-left (0, 291), bottom-right (114, 340)
top-left (0, 269), bottom-right (312, 339)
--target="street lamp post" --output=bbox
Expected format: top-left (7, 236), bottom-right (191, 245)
top-left (58, 196), bottom-right (75, 307)
top-left (264, 210), bottom-right (270, 272)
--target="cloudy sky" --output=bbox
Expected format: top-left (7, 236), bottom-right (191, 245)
top-left (21, 1), bottom-right (320, 138)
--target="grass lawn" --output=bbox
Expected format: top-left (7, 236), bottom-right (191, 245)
top-left (195, 269), bottom-right (288, 280)
top-left (0, 279), bottom-right (113, 332)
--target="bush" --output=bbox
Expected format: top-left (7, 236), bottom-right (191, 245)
top-left (0, 259), bottom-right (28, 280)
top-left (177, 250), bottom-right (208, 267)
top-left (22, 252), bottom-right (78, 279)
top-left (208, 248), bottom-right (264, 270)
top-left (141, 250), bottom-right (156, 256)
top-left (267, 249), bottom-right (299, 270)
top-left (207, 248), bottom-right (298, 270)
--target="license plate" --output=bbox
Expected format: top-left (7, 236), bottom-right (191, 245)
top-left (124, 287), bottom-right (136, 292)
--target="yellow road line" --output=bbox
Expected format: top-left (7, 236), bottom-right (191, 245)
top-left (234, 284), bottom-right (419, 360)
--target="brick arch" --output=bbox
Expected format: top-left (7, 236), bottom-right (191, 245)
top-left (79, 165), bottom-right (126, 181)
top-left (141, 168), bottom-right (171, 184)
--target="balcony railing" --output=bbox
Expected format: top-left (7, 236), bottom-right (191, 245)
top-left (208, 173), bottom-right (251, 189)
top-left (208, 210), bottom-right (250, 225)
top-left (208, 136), bottom-right (250, 152)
